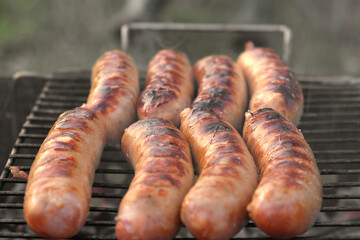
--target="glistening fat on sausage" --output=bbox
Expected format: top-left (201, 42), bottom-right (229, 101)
top-left (137, 49), bottom-right (194, 127)
top-left (180, 108), bottom-right (258, 240)
top-left (24, 107), bottom-right (105, 239)
top-left (243, 108), bottom-right (322, 239)
top-left (116, 118), bottom-right (194, 240)
top-left (24, 50), bottom-right (139, 238)
top-left (237, 42), bottom-right (303, 126)
top-left (88, 50), bottom-right (139, 143)
top-left (192, 55), bottom-right (248, 130)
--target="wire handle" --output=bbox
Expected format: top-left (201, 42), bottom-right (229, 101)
top-left (120, 22), bottom-right (292, 64)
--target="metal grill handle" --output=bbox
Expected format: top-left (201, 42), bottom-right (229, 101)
top-left (120, 22), bottom-right (292, 63)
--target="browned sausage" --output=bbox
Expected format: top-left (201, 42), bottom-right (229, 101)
top-left (24, 50), bottom-right (139, 238)
top-left (137, 50), bottom-right (194, 127)
top-left (180, 107), bottom-right (258, 240)
top-left (237, 42), bottom-right (303, 126)
top-left (24, 106), bottom-right (106, 239)
top-left (242, 108), bottom-right (322, 239)
top-left (88, 50), bottom-right (139, 143)
top-left (192, 55), bottom-right (248, 130)
top-left (116, 118), bottom-right (194, 240)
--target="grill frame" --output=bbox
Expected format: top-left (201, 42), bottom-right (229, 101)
top-left (120, 22), bottom-right (292, 64)
top-left (0, 72), bottom-right (360, 239)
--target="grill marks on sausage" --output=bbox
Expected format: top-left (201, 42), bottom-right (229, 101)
top-left (204, 69), bottom-right (234, 80)
top-left (139, 86), bottom-right (177, 108)
top-left (249, 108), bottom-right (298, 134)
top-left (194, 67), bottom-right (236, 113)
top-left (35, 107), bottom-right (101, 179)
top-left (139, 157), bottom-right (185, 188)
top-left (90, 83), bottom-right (129, 115)
top-left (261, 159), bottom-right (314, 189)
top-left (192, 97), bottom-right (225, 110)
top-left (138, 174), bottom-right (181, 189)
top-left (184, 108), bottom-right (245, 169)
top-left (55, 119), bottom-right (90, 132)
top-left (237, 43), bottom-right (303, 126)
top-left (150, 54), bottom-right (186, 66)
top-left (268, 80), bottom-right (301, 107)
top-left (89, 51), bottom-right (138, 118)
top-left (36, 161), bottom-right (75, 178)
top-left (42, 141), bottom-right (76, 152)
top-left (244, 108), bottom-right (319, 196)
top-left (179, 106), bottom-right (258, 239)
top-left (192, 55), bottom-right (247, 131)
top-left (144, 125), bottom-right (182, 139)
top-left (201, 87), bottom-right (231, 101)
top-left (43, 131), bottom-right (81, 143)
top-left (117, 117), bottom-right (194, 239)
top-left (202, 121), bottom-right (232, 134)
top-left (59, 107), bottom-right (97, 121)
top-left (137, 50), bottom-right (193, 127)
top-left (124, 119), bottom-right (191, 189)
top-left (208, 154), bottom-right (243, 168)
top-left (54, 108), bottom-right (99, 134)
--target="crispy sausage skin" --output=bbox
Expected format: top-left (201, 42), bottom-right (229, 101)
top-left (243, 108), bottom-right (322, 239)
top-left (137, 50), bottom-right (194, 127)
top-left (192, 55), bottom-right (248, 130)
top-left (88, 50), bottom-right (139, 143)
top-left (180, 108), bottom-right (258, 240)
top-left (24, 106), bottom-right (106, 239)
top-left (237, 42), bottom-right (303, 126)
top-left (116, 118), bottom-right (194, 240)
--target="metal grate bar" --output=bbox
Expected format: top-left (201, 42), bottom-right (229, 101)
top-left (36, 100), bottom-right (81, 108)
top-left (39, 95), bottom-right (87, 102)
top-left (317, 158), bottom-right (360, 164)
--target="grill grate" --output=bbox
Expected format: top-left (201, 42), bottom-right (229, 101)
top-left (1, 73), bottom-right (360, 239)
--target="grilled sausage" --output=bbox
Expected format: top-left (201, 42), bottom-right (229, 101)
top-left (180, 107), bottom-right (258, 240)
top-left (88, 50), bottom-right (139, 143)
top-left (116, 118), bottom-right (195, 240)
top-left (24, 50), bottom-right (139, 238)
top-left (237, 42), bottom-right (303, 126)
top-left (192, 55), bottom-right (247, 130)
top-left (137, 50), bottom-right (194, 127)
top-left (242, 108), bottom-right (322, 239)
top-left (24, 106), bottom-right (106, 239)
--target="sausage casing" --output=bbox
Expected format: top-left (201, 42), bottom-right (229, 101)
top-left (88, 50), bottom-right (139, 143)
top-left (137, 50), bottom-right (194, 127)
top-left (242, 108), bottom-right (322, 239)
top-left (24, 107), bottom-right (105, 239)
top-left (180, 108), bottom-right (258, 240)
top-left (237, 42), bottom-right (303, 126)
top-left (193, 55), bottom-right (248, 130)
top-left (116, 118), bottom-right (194, 240)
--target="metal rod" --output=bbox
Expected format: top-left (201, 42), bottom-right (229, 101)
top-left (121, 22), bottom-right (292, 63)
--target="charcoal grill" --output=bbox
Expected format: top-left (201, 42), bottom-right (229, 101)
top-left (1, 23), bottom-right (360, 239)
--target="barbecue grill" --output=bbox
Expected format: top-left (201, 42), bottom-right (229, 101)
top-left (1, 23), bottom-right (360, 239)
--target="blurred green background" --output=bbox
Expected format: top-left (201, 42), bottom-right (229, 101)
top-left (1, 0), bottom-right (360, 76)
top-left (1, 0), bottom-right (360, 166)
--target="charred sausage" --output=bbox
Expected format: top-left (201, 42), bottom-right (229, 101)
top-left (242, 108), bottom-right (322, 239)
top-left (180, 107), bottom-right (258, 240)
top-left (137, 50), bottom-right (194, 127)
top-left (116, 118), bottom-right (194, 240)
top-left (88, 50), bottom-right (139, 143)
top-left (237, 42), bottom-right (303, 126)
top-left (24, 106), bottom-right (106, 239)
top-left (192, 55), bottom-right (248, 130)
